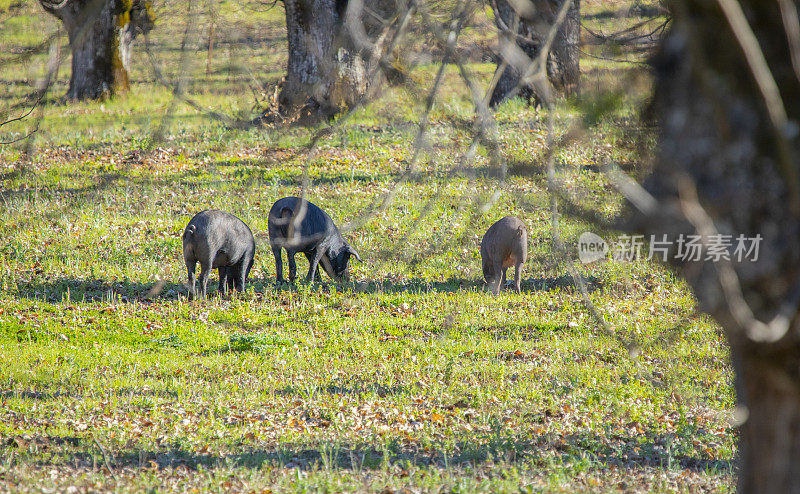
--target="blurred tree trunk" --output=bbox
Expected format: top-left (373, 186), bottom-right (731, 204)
top-left (279, 0), bottom-right (369, 119)
top-left (39, 0), bottom-right (153, 100)
top-left (546, 0), bottom-right (580, 95)
top-left (490, 0), bottom-right (580, 107)
top-left (635, 1), bottom-right (800, 491)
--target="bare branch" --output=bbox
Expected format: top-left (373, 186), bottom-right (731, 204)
top-left (581, 17), bottom-right (669, 47)
top-left (600, 162), bottom-right (658, 216)
top-left (517, 0), bottom-right (574, 107)
top-left (778, 0), bottom-right (800, 84)
top-left (142, 33), bottom-right (242, 130)
top-left (0, 97), bottom-right (41, 128)
top-left (675, 174), bottom-right (799, 344)
top-left (715, 0), bottom-right (800, 213)
top-left (38, 0), bottom-right (71, 13)
top-left (0, 122), bottom-right (41, 146)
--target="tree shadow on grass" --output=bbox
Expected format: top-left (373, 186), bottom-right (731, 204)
top-left (274, 376), bottom-right (413, 398)
top-left (0, 390), bottom-right (71, 400)
top-left (340, 275), bottom-right (602, 295)
top-left (11, 277), bottom-right (188, 303)
top-left (582, 4), bottom-right (667, 21)
top-left (10, 275), bottom-right (296, 303)
top-left (1, 387), bottom-right (179, 401)
top-left (12, 429), bottom-right (733, 477)
top-left (8, 272), bottom-right (601, 303)
top-left (467, 322), bottom-right (576, 341)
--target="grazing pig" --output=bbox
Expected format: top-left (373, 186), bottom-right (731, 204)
top-left (268, 196), bottom-right (361, 283)
top-left (182, 210), bottom-right (255, 299)
top-left (481, 216), bottom-right (527, 295)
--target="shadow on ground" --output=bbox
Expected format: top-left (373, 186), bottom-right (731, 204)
top-left (266, 275), bottom-right (602, 295)
top-left (3, 429), bottom-right (733, 476)
top-left (8, 274), bottom-right (602, 302)
top-left (0, 387), bottom-right (180, 401)
top-left (11, 277), bottom-right (188, 303)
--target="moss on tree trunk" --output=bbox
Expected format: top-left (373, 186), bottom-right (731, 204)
top-left (39, 0), bottom-right (153, 100)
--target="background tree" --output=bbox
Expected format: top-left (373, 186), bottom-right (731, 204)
top-left (39, 0), bottom-right (154, 100)
top-left (632, 0), bottom-right (800, 490)
top-left (490, 0), bottom-right (580, 107)
top-left (275, 0), bottom-right (405, 121)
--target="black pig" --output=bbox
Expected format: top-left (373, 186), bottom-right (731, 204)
top-left (268, 197), bottom-right (361, 283)
top-left (182, 210), bottom-right (255, 299)
top-left (481, 216), bottom-right (527, 295)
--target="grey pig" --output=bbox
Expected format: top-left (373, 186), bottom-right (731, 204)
top-left (182, 210), bottom-right (255, 299)
top-left (268, 196), bottom-right (361, 283)
top-left (481, 216), bottom-right (527, 295)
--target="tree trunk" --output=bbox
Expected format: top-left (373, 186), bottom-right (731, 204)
top-left (734, 343), bottom-right (800, 492)
top-left (490, 0), bottom-right (580, 107)
top-left (39, 0), bottom-right (153, 100)
top-left (546, 0), bottom-right (580, 96)
top-left (633, 1), bottom-right (800, 491)
top-left (279, 0), bottom-right (369, 119)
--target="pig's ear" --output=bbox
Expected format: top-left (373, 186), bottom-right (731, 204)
top-left (348, 246), bottom-right (363, 262)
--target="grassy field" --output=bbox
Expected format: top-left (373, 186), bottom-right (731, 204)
top-left (0, 0), bottom-right (737, 492)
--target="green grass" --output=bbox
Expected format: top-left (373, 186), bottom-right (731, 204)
top-left (0, 1), bottom-right (734, 492)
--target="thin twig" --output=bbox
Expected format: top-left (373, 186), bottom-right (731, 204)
top-left (0, 122), bottom-right (41, 146)
top-left (778, 0), bottom-right (800, 84)
top-left (715, 0), bottom-right (800, 213)
top-left (92, 435), bottom-right (118, 480)
top-left (0, 96), bottom-right (41, 128)
top-left (580, 17), bottom-right (669, 46)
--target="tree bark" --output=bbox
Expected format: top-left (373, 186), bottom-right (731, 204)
top-left (633, 1), bottom-right (800, 491)
top-left (734, 342), bottom-right (800, 493)
top-left (279, 0), bottom-right (369, 119)
top-left (39, 0), bottom-right (153, 100)
top-left (490, 0), bottom-right (580, 107)
top-left (545, 0), bottom-right (580, 96)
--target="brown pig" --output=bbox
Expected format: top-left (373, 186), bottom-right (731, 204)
top-left (480, 216), bottom-right (527, 295)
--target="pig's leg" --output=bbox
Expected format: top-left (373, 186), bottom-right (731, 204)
top-left (218, 266), bottom-right (229, 296)
top-left (245, 256), bottom-right (254, 288)
top-left (287, 251), bottom-right (298, 282)
top-left (514, 262), bottom-right (522, 294)
top-left (501, 269), bottom-right (507, 289)
top-left (185, 258), bottom-right (197, 300)
top-left (198, 262), bottom-right (211, 299)
top-left (272, 247), bottom-right (284, 283)
top-left (307, 249), bottom-right (325, 282)
top-left (235, 256), bottom-right (251, 292)
top-left (228, 267), bottom-right (237, 292)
